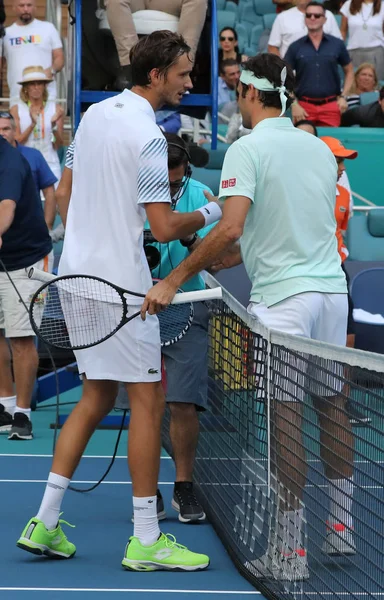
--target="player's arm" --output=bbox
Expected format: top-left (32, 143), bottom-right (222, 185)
top-left (145, 203), bottom-right (211, 243)
top-left (197, 189), bottom-right (242, 271)
top-left (140, 138), bottom-right (222, 243)
top-left (209, 241), bottom-right (243, 272)
top-left (141, 195), bottom-right (250, 317)
top-left (166, 196), bottom-right (249, 284)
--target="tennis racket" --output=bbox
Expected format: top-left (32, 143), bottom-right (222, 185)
top-left (27, 269), bottom-right (222, 351)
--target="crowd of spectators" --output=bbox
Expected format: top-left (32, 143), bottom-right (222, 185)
top-left (218, 0), bottom-right (384, 129)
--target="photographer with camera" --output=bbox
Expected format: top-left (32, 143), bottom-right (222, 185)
top-left (143, 132), bottom-right (215, 523)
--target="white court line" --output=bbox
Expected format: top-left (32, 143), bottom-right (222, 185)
top-left (0, 454), bottom-right (382, 465)
top-left (0, 480), bottom-right (382, 490)
top-left (305, 594), bottom-right (384, 597)
top-left (0, 480), bottom-right (173, 485)
top-left (0, 454), bottom-right (171, 459)
top-left (0, 588), bottom-right (261, 595)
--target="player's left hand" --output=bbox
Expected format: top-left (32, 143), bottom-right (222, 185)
top-left (141, 279), bottom-right (179, 320)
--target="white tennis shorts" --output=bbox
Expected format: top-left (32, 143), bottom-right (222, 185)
top-left (0, 252), bottom-right (54, 338)
top-left (74, 310), bottom-right (162, 383)
top-left (248, 292), bottom-right (348, 401)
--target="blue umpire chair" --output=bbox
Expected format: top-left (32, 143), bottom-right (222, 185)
top-left (72, 0), bottom-right (219, 148)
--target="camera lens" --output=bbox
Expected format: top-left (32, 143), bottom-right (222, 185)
top-left (144, 244), bottom-right (161, 271)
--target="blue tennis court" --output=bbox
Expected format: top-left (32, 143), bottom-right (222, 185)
top-left (0, 395), bottom-right (263, 600)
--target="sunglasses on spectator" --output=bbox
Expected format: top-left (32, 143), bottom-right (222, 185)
top-left (220, 36), bottom-right (235, 41)
top-left (0, 111), bottom-right (12, 119)
top-left (305, 12), bottom-right (324, 18)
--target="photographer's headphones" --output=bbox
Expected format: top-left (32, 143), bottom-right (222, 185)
top-left (167, 141), bottom-right (192, 209)
top-left (143, 140), bottom-right (193, 271)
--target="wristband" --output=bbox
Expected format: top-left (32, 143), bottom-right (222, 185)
top-left (196, 202), bottom-right (222, 227)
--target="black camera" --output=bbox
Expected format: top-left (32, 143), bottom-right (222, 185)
top-left (143, 230), bottom-right (161, 271)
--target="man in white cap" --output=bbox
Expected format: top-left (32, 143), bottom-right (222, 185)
top-left (0, 0), bottom-right (64, 104)
top-left (142, 52), bottom-right (355, 582)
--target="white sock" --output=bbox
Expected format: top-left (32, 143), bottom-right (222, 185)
top-left (278, 508), bottom-right (304, 554)
top-left (15, 406), bottom-right (31, 419)
top-left (36, 472), bottom-right (70, 530)
top-left (0, 395), bottom-right (16, 416)
top-left (133, 496), bottom-right (160, 547)
top-left (328, 477), bottom-right (354, 528)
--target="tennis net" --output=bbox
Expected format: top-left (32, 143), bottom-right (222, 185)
top-left (162, 275), bottom-right (384, 600)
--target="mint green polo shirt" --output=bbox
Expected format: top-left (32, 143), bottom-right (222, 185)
top-left (218, 118), bottom-right (347, 307)
top-left (145, 178), bottom-right (215, 292)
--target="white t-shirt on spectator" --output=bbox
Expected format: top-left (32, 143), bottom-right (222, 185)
top-left (268, 7), bottom-right (342, 57)
top-left (340, 0), bottom-right (384, 49)
top-left (3, 19), bottom-right (62, 103)
top-left (59, 90), bottom-right (171, 303)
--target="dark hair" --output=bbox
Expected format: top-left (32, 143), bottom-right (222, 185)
top-left (295, 119), bottom-right (318, 136)
top-left (350, 0), bottom-right (381, 16)
top-left (164, 132), bottom-right (190, 169)
top-left (130, 31), bottom-right (191, 87)
top-left (380, 87), bottom-right (384, 100)
top-left (306, 1), bottom-right (326, 12)
top-left (220, 58), bottom-right (240, 75)
top-left (219, 26), bottom-right (238, 41)
top-left (240, 54), bottom-right (295, 111)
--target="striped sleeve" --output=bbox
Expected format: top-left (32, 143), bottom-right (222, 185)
top-left (137, 137), bottom-right (171, 204)
top-left (65, 140), bottom-right (75, 170)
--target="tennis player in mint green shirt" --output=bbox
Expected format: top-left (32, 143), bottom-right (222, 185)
top-left (143, 54), bottom-right (354, 582)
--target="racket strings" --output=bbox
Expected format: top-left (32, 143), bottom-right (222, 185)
top-left (31, 278), bottom-right (125, 349)
top-left (158, 303), bottom-right (194, 346)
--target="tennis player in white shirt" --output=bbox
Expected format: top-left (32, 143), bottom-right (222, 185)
top-left (17, 31), bottom-right (222, 572)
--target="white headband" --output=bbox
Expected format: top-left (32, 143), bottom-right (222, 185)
top-left (240, 67), bottom-right (288, 117)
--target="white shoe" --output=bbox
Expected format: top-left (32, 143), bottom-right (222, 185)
top-left (322, 523), bottom-right (356, 556)
top-left (246, 548), bottom-right (309, 582)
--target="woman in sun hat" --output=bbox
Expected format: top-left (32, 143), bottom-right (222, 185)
top-left (10, 65), bottom-right (64, 184)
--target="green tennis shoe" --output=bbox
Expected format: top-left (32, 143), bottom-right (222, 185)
top-left (122, 533), bottom-right (210, 571)
top-left (17, 516), bottom-right (76, 559)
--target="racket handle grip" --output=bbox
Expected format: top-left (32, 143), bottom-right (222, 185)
top-left (171, 287), bottom-right (222, 305)
top-left (26, 267), bottom-right (57, 283)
